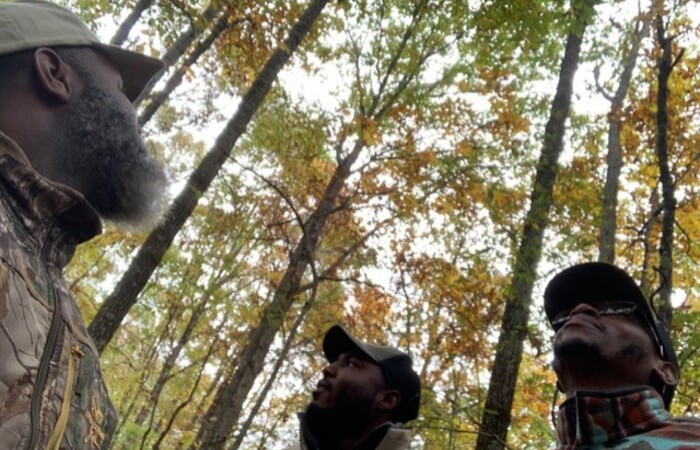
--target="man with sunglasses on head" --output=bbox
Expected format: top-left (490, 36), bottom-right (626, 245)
top-left (286, 325), bottom-right (421, 450)
top-left (545, 262), bottom-right (700, 449)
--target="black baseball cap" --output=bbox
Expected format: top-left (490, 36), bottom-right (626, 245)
top-left (544, 262), bottom-right (679, 406)
top-left (323, 325), bottom-right (421, 423)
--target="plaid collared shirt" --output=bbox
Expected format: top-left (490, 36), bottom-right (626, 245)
top-left (556, 386), bottom-right (700, 449)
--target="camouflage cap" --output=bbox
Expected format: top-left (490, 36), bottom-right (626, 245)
top-left (0, 0), bottom-right (163, 101)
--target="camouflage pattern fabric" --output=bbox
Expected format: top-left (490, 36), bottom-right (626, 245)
top-left (557, 386), bottom-right (700, 449)
top-left (0, 132), bottom-right (117, 449)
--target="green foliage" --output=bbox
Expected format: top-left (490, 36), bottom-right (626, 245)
top-left (57, 0), bottom-right (700, 448)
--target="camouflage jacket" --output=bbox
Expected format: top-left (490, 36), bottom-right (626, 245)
top-left (556, 386), bottom-right (700, 449)
top-left (0, 132), bottom-right (117, 449)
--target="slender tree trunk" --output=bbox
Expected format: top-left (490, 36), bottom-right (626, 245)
top-left (151, 321), bottom-right (225, 450)
top-left (110, 0), bottom-right (155, 46)
top-left (227, 293), bottom-right (315, 450)
top-left (598, 15), bottom-right (650, 263)
top-left (114, 298), bottom-right (182, 434)
top-left (655, 12), bottom-right (683, 328)
top-left (139, 12), bottom-right (233, 126)
top-left (88, 0), bottom-right (329, 354)
top-left (134, 298), bottom-right (208, 426)
top-left (133, 260), bottom-right (242, 427)
top-left (172, 355), bottom-right (234, 450)
top-left (191, 135), bottom-right (365, 450)
top-left (475, 1), bottom-right (595, 449)
top-left (133, 2), bottom-right (224, 107)
top-left (640, 190), bottom-right (661, 294)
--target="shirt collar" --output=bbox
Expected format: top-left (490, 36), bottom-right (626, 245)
top-left (556, 386), bottom-right (670, 448)
top-left (0, 130), bottom-right (101, 266)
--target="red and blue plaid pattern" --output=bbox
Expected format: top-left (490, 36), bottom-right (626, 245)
top-left (556, 387), bottom-right (700, 449)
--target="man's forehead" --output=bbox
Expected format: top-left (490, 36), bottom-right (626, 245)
top-left (337, 350), bottom-right (376, 363)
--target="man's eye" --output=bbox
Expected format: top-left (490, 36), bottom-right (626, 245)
top-left (552, 311), bottom-right (571, 326)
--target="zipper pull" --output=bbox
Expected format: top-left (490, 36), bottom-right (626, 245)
top-left (71, 345), bottom-right (84, 359)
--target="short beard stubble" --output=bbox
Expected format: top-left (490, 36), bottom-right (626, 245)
top-left (553, 337), bottom-right (649, 379)
top-left (305, 385), bottom-right (378, 443)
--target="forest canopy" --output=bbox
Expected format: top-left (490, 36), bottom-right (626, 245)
top-left (45, 0), bottom-right (700, 448)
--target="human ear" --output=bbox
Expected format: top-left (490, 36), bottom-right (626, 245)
top-left (654, 361), bottom-right (678, 387)
top-left (376, 389), bottom-right (401, 413)
top-left (33, 48), bottom-right (76, 104)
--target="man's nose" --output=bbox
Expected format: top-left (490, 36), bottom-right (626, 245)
top-left (569, 302), bottom-right (602, 318)
top-left (322, 361), bottom-right (338, 377)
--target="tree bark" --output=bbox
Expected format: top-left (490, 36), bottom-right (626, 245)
top-left (150, 321), bottom-right (225, 450)
top-left (190, 135), bottom-right (365, 450)
top-left (133, 2), bottom-right (224, 107)
top-left (475, 1), bottom-right (595, 449)
top-left (138, 11), bottom-right (233, 126)
top-left (640, 190), bottom-right (661, 294)
top-left (110, 0), bottom-right (155, 46)
top-left (598, 15), bottom-right (650, 263)
top-left (88, 0), bottom-right (329, 354)
top-left (227, 293), bottom-right (315, 450)
top-left (133, 297), bottom-right (208, 426)
top-left (655, 11), bottom-right (682, 328)
top-left (172, 353), bottom-right (235, 450)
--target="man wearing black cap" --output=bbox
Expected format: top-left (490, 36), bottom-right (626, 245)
top-left (545, 262), bottom-right (700, 449)
top-left (0, 1), bottom-right (165, 448)
top-left (287, 325), bottom-right (421, 450)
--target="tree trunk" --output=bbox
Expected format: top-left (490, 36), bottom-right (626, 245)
top-left (190, 135), bottom-right (366, 450)
top-left (110, 0), bottom-right (155, 46)
top-left (88, 0), bottom-right (329, 354)
top-left (114, 299), bottom-right (182, 433)
top-left (151, 321), bottom-right (224, 450)
top-left (133, 2), bottom-right (224, 107)
top-left (655, 11), bottom-right (682, 328)
top-left (172, 354), bottom-right (234, 450)
top-left (139, 11), bottom-right (232, 126)
top-left (475, 1), bottom-right (595, 448)
top-left (133, 297), bottom-right (208, 426)
top-left (640, 190), bottom-right (661, 294)
top-left (227, 293), bottom-right (315, 450)
top-left (598, 15), bottom-right (650, 263)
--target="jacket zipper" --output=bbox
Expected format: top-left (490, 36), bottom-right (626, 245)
top-left (26, 224), bottom-right (63, 450)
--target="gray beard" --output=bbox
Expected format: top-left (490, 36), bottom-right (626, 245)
top-left (59, 82), bottom-right (166, 229)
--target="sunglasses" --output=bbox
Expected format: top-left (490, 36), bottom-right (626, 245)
top-left (551, 300), bottom-right (668, 359)
top-left (551, 301), bottom-right (638, 330)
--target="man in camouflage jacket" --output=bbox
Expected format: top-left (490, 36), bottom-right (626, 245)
top-left (0, 1), bottom-right (166, 448)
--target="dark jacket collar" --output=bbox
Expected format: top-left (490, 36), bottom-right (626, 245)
top-left (299, 413), bottom-right (394, 450)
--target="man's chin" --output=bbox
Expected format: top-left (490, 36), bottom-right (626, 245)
top-left (307, 395), bottom-right (331, 412)
top-left (95, 170), bottom-right (168, 231)
top-left (305, 402), bottom-right (333, 428)
top-left (100, 198), bottom-right (166, 232)
top-left (554, 336), bottom-right (609, 370)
